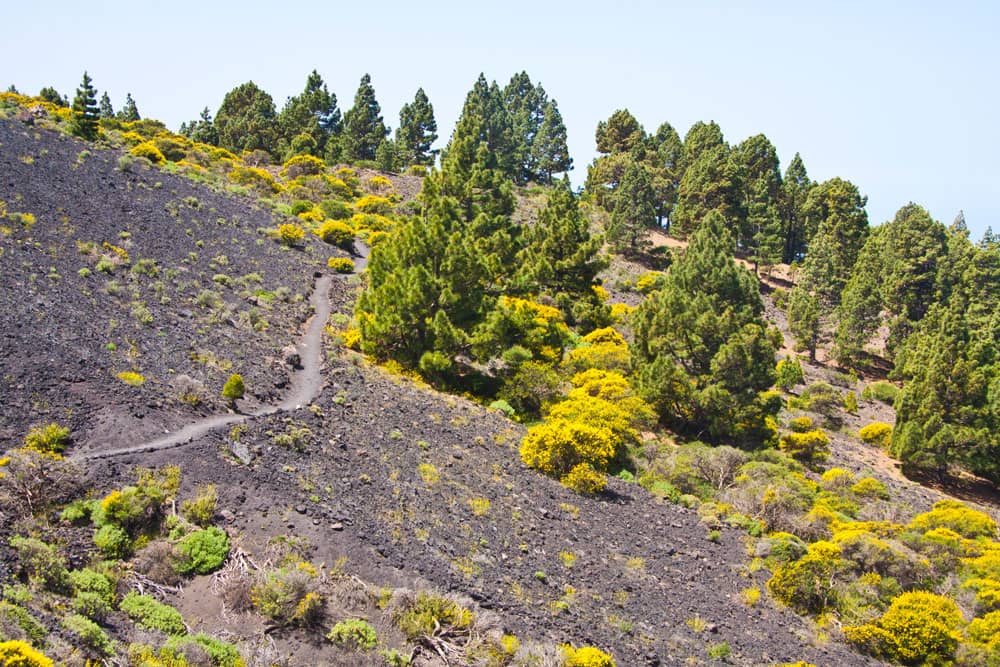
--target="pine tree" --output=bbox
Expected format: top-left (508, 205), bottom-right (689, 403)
top-left (595, 109), bottom-right (644, 154)
top-left (503, 71), bottom-right (546, 183)
top-left (833, 227), bottom-right (886, 367)
top-left (340, 73), bottom-right (388, 163)
top-left (180, 107), bottom-right (218, 145)
top-left (531, 100), bottom-right (572, 183)
top-left (648, 122), bottom-right (683, 229)
top-left (731, 134), bottom-right (783, 271)
top-left (671, 143), bottom-right (736, 238)
top-left (787, 286), bottom-right (821, 362)
top-left (38, 86), bottom-right (67, 106)
top-left (98, 92), bottom-right (114, 119)
top-left (798, 177), bottom-right (869, 307)
top-left (779, 153), bottom-right (814, 263)
top-left (68, 72), bottom-right (100, 140)
top-left (118, 93), bottom-right (140, 122)
top-left (214, 81), bottom-right (277, 156)
top-left (396, 87), bottom-right (438, 166)
top-left (632, 212), bottom-right (779, 445)
top-left (608, 161), bottom-right (656, 254)
top-left (277, 70), bottom-right (340, 160)
top-left (680, 120), bottom-right (726, 169)
top-left (444, 74), bottom-right (516, 180)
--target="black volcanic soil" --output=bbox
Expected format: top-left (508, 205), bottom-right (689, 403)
top-left (0, 118), bottom-right (885, 665)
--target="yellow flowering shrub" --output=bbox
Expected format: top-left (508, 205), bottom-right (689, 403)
top-left (561, 462), bottom-right (607, 495)
top-left (609, 302), bottom-right (634, 324)
top-left (228, 165), bottom-right (281, 194)
top-left (119, 130), bottom-right (146, 146)
top-left (353, 194), bottom-right (394, 216)
top-left (0, 640), bottom-right (54, 667)
top-left (520, 418), bottom-right (616, 479)
top-left (850, 476), bottom-right (889, 499)
top-left (130, 141), bottom-right (165, 165)
top-left (858, 422), bottom-right (892, 448)
top-left (967, 610), bottom-right (1000, 645)
top-left (767, 540), bottom-right (850, 613)
top-left (909, 499), bottom-right (998, 539)
top-left (564, 326), bottom-right (630, 372)
top-left (592, 284), bottom-right (610, 301)
top-left (367, 174), bottom-right (393, 191)
top-left (561, 645), bottom-right (616, 667)
top-left (844, 591), bottom-right (963, 664)
top-left (296, 208), bottom-right (323, 223)
top-left (281, 154), bottom-right (325, 179)
top-left (23, 422), bottom-right (70, 458)
top-left (315, 220), bottom-right (354, 247)
top-left (778, 429), bottom-right (830, 466)
top-left (276, 223), bottom-right (305, 247)
top-left (116, 371), bottom-right (145, 386)
top-left (327, 257), bottom-right (354, 273)
top-left (635, 271), bottom-right (665, 294)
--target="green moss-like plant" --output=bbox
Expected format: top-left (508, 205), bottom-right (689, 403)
top-left (327, 618), bottom-right (377, 651)
top-left (119, 591), bottom-right (186, 635)
top-left (175, 527), bottom-right (230, 575)
top-left (62, 613), bottom-right (114, 657)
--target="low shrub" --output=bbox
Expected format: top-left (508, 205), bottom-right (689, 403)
top-left (163, 634), bottom-right (243, 667)
top-left (0, 601), bottom-right (47, 645)
top-left (276, 223), bottom-right (305, 247)
top-left (119, 591), bottom-right (186, 635)
top-left (9, 536), bottom-right (70, 592)
top-left (130, 141), bottom-right (165, 165)
top-left (767, 540), bottom-right (850, 613)
top-left (221, 374), bottom-right (245, 406)
top-left (520, 419), bottom-right (616, 481)
top-left (909, 499), bottom-right (998, 539)
top-left (0, 640), bottom-right (53, 667)
top-left (775, 357), bottom-right (805, 390)
top-left (560, 462), bottom-right (607, 495)
top-left (858, 422), bottom-right (892, 448)
top-left (316, 220), bottom-right (354, 248)
top-left (69, 568), bottom-right (115, 621)
top-left (394, 592), bottom-right (474, 641)
top-left (175, 527), bottom-right (230, 575)
top-left (861, 381), bottom-right (899, 405)
top-left (327, 257), bottom-right (354, 273)
top-left (319, 198), bottom-right (353, 220)
top-left (353, 194), bottom-right (394, 216)
top-left (282, 154), bottom-right (325, 179)
top-left (327, 618), bottom-right (377, 651)
top-left (116, 370), bottom-right (145, 386)
top-left (181, 484), bottom-right (217, 527)
top-left (562, 644), bottom-right (616, 666)
top-left (62, 613), bottom-right (114, 657)
top-left (844, 591), bottom-right (963, 664)
top-left (252, 562), bottom-right (324, 627)
top-left (23, 423), bottom-right (70, 458)
top-left (778, 429), bottom-right (830, 466)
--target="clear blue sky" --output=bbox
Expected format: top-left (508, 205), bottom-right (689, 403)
top-left (4, 1), bottom-right (997, 239)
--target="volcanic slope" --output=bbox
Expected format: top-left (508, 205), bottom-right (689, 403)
top-left (0, 119), bottom-right (879, 665)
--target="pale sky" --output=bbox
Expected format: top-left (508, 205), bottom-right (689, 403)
top-left (3, 0), bottom-right (996, 239)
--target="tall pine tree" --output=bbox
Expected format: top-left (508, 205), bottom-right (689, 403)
top-left (277, 70), bottom-right (341, 160)
top-left (118, 93), bottom-right (140, 122)
top-left (68, 72), bottom-right (99, 140)
top-left (214, 81), bottom-right (278, 156)
top-left (396, 87), bottom-right (438, 166)
top-left (340, 73), bottom-right (388, 163)
top-left (531, 100), bottom-right (572, 183)
top-left (608, 161), bottom-right (656, 254)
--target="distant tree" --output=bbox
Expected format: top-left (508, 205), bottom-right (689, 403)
top-left (6, 84), bottom-right (18, 93)
top-left (632, 211), bottom-right (780, 445)
top-left (787, 286), bottom-right (821, 362)
top-left (214, 81), bottom-right (278, 156)
top-left (980, 226), bottom-right (998, 249)
top-left (118, 93), bottom-right (140, 122)
top-left (950, 210), bottom-right (968, 236)
top-left (731, 134), bottom-right (783, 271)
top-left (375, 137), bottom-right (400, 173)
top-left (672, 143), bottom-right (735, 238)
top-left (444, 74), bottom-right (516, 180)
top-left (38, 86), bottom-right (67, 106)
top-left (503, 71), bottom-right (546, 182)
top-left (798, 177), bottom-right (869, 307)
top-left (517, 177), bottom-right (607, 323)
top-left (680, 120), bottom-right (726, 169)
top-left (779, 153), bottom-right (814, 263)
top-left (833, 227), bottom-right (886, 367)
top-left (222, 374), bottom-right (245, 409)
top-left (595, 109), bottom-right (644, 154)
top-left (98, 92), bottom-right (114, 119)
top-left (340, 73), bottom-right (389, 163)
top-left (531, 99), bottom-right (572, 183)
top-left (608, 161), bottom-right (656, 254)
top-left (396, 87), bottom-right (438, 166)
top-left (647, 121), bottom-right (684, 228)
top-left (277, 70), bottom-right (340, 160)
top-left (68, 72), bottom-right (100, 140)
top-left (180, 107), bottom-right (218, 145)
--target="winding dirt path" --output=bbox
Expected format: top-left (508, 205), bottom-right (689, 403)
top-left (74, 273), bottom-right (335, 461)
top-left (74, 243), bottom-right (372, 461)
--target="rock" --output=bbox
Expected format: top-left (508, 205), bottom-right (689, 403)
top-left (281, 345), bottom-right (301, 368)
top-left (294, 504), bottom-right (307, 514)
top-left (331, 522), bottom-right (344, 531)
top-left (230, 441), bottom-right (252, 465)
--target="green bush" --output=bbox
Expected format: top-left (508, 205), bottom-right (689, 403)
top-left (861, 381), bottom-right (899, 404)
top-left (791, 382), bottom-right (841, 417)
top-left (221, 373), bottom-right (245, 406)
top-left (69, 568), bottom-right (115, 621)
top-left (290, 200), bottom-right (315, 216)
top-left (181, 484), bottom-right (218, 527)
top-left (94, 523), bottom-right (132, 559)
top-left (251, 563), bottom-right (324, 627)
top-left (175, 527), bottom-right (230, 575)
top-left (60, 499), bottom-right (96, 525)
top-left (778, 429), bottom-right (830, 467)
top-left (767, 540), bottom-right (851, 613)
top-left (163, 634), bottom-right (243, 667)
top-left (775, 357), bottom-right (805, 390)
top-left (0, 601), bottom-right (47, 645)
top-left (320, 199), bottom-right (353, 220)
top-left (62, 613), bottom-right (114, 657)
top-left (8, 536), bottom-right (70, 592)
top-left (327, 618), bottom-right (377, 651)
top-left (394, 592), bottom-right (474, 641)
top-left (120, 592), bottom-right (187, 635)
